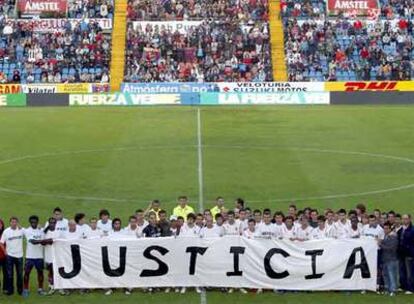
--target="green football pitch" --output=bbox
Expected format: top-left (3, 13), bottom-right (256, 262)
top-left (0, 105), bottom-right (413, 303)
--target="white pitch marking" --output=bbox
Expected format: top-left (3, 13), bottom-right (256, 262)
top-left (0, 145), bottom-right (412, 204)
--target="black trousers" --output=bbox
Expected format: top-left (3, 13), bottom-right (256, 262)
top-left (5, 256), bottom-right (23, 295)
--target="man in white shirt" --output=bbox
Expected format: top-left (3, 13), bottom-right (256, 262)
top-left (0, 217), bottom-right (24, 295)
top-left (134, 209), bottom-right (148, 238)
top-left (295, 216), bottom-right (313, 241)
top-left (281, 216), bottom-right (297, 240)
top-left (47, 207), bottom-right (69, 238)
top-left (97, 209), bottom-right (112, 237)
top-left (243, 219), bottom-right (258, 239)
top-left (74, 213), bottom-right (91, 239)
top-left (223, 211), bottom-right (240, 236)
top-left (362, 215), bottom-right (385, 240)
top-left (200, 215), bottom-right (223, 238)
top-left (123, 216), bottom-right (139, 239)
top-left (273, 211), bottom-right (286, 239)
top-left (236, 209), bottom-right (248, 232)
top-left (63, 220), bottom-right (82, 240)
top-left (42, 218), bottom-right (60, 295)
top-left (23, 215), bottom-right (45, 297)
top-left (333, 209), bottom-right (351, 239)
top-left (349, 216), bottom-right (361, 238)
top-left (311, 216), bottom-right (329, 240)
top-left (87, 217), bottom-right (102, 239)
top-left (256, 210), bottom-right (276, 239)
top-left (109, 218), bottom-right (125, 239)
top-left (179, 214), bottom-right (200, 237)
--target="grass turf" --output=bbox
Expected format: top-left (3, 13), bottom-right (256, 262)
top-left (0, 105), bottom-right (413, 303)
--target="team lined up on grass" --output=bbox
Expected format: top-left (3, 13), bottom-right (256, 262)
top-left (0, 196), bottom-right (413, 297)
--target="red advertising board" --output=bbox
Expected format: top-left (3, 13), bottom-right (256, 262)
top-left (327, 0), bottom-right (379, 16)
top-left (17, 0), bottom-right (67, 18)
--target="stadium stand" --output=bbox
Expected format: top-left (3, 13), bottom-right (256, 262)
top-left (0, 0), bottom-right (113, 83)
top-left (124, 0), bottom-right (273, 82)
top-left (282, 0), bottom-right (414, 81)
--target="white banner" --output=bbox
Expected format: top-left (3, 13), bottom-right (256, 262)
top-left (69, 94), bottom-right (181, 106)
top-left (216, 82), bottom-right (325, 93)
top-left (22, 84), bottom-right (58, 93)
top-left (215, 92), bottom-right (330, 105)
top-left (132, 21), bottom-right (203, 34)
top-left (6, 18), bottom-right (113, 32)
top-left (53, 236), bottom-right (377, 290)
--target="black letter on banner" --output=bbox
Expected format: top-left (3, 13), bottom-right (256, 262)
top-left (58, 244), bottom-right (81, 279)
top-left (226, 246), bottom-right (245, 276)
top-left (304, 250), bottom-right (324, 280)
top-left (140, 246), bottom-right (169, 277)
top-left (343, 247), bottom-right (371, 279)
top-left (264, 248), bottom-right (290, 279)
top-left (102, 246), bottom-right (127, 277)
top-left (186, 247), bottom-right (208, 275)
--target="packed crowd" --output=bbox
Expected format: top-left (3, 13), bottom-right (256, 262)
top-left (127, 0), bottom-right (269, 22)
top-left (68, 0), bottom-right (114, 19)
top-left (0, 19), bottom-right (111, 83)
top-left (0, 0), bottom-right (15, 18)
top-left (284, 19), bottom-right (414, 81)
top-left (124, 21), bottom-right (272, 82)
top-left (0, 197), bottom-right (413, 297)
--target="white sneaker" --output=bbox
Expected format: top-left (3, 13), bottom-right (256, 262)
top-left (196, 287), bottom-right (202, 294)
top-left (228, 288), bottom-right (234, 294)
top-left (165, 288), bottom-right (171, 293)
top-left (240, 288), bottom-right (248, 294)
top-left (125, 290), bottom-right (131, 295)
top-left (389, 292), bottom-right (396, 296)
top-left (180, 287), bottom-right (186, 294)
top-left (175, 288), bottom-right (180, 293)
top-left (361, 290), bottom-right (366, 294)
top-left (405, 291), bottom-right (413, 295)
top-left (256, 288), bottom-right (263, 294)
top-left (47, 287), bottom-right (55, 296)
top-left (105, 289), bottom-right (113, 296)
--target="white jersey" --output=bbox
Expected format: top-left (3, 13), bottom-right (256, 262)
top-left (349, 227), bottom-right (362, 238)
top-left (122, 226), bottom-right (139, 239)
top-left (296, 225), bottom-right (313, 240)
top-left (44, 229), bottom-right (60, 264)
top-left (109, 230), bottom-right (125, 239)
top-left (45, 218), bottom-right (68, 238)
top-left (362, 224), bottom-right (384, 240)
top-left (256, 223), bottom-right (277, 239)
top-left (243, 229), bottom-right (258, 239)
top-left (281, 225), bottom-right (297, 239)
top-left (274, 223), bottom-right (286, 238)
top-left (135, 222), bottom-right (148, 238)
top-left (0, 227), bottom-right (24, 258)
top-left (179, 223), bottom-right (201, 237)
top-left (200, 225), bottom-right (223, 238)
top-left (97, 219), bottom-right (112, 236)
top-left (333, 220), bottom-right (352, 239)
top-left (310, 227), bottom-right (329, 240)
top-left (24, 227), bottom-right (44, 259)
top-left (236, 219), bottom-right (248, 232)
top-left (63, 230), bottom-right (82, 240)
top-left (223, 221), bottom-right (241, 236)
top-left (87, 228), bottom-right (102, 239)
top-left (77, 224), bottom-right (91, 239)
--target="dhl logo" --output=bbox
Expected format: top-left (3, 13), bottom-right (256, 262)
top-left (344, 82), bottom-right (398, 92)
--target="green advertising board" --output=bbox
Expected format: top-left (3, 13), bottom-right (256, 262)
top-left (0, 94), bottom-right (27, 107)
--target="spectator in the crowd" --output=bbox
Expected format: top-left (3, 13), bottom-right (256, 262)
top-left (173, 196), bottom-right (195, 219)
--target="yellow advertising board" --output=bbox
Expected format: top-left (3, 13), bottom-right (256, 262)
top-left (325, 81), bottom-right (414, 92)
top-left (57, 83), bottom-right (90, 93)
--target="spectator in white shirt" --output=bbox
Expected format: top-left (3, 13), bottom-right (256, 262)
top-left (362, 215), bottom-right (385, 240)
top-left (349, 217), bottom-right (362, 239)
top-left (236, 208), bottom-right (248, 233)
top-left (311, 216), bottom-right (330, 240)
top-left (334, 209), bottom-right (351, 239)
top-left (64, 220), bottom-right (82, 240)
top-left (0, 217), bottom-right (24, 295)
top-left (47, 207), bottom-right (69, 238)
top-left (123, 216), bottom-right (139, 239)
top-left (273, 211), bottom-right (286, 239)
top-left (253, 209), bottom-right (262, 227)
top-left (179, 214), bottom-right (200, 237)
top-left (282, 216), bottom-right (297, 240)
top-left (23, 215), bottom-right (45, 297)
